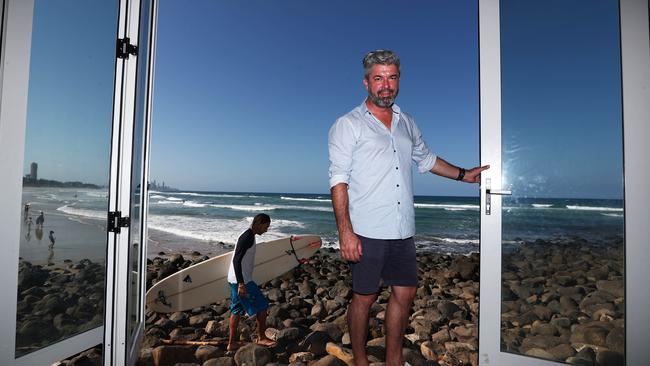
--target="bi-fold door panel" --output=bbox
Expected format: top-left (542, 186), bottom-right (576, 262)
top-left (0, 0), bottom-right (155, 365)
top-left (479, 0), bottom-right (650, 365)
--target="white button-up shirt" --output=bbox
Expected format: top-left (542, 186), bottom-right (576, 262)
top-left (328, 101), bottom-right (437, 240)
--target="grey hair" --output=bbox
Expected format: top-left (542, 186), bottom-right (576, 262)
top-left (362, 49), bottom-right (401, 78)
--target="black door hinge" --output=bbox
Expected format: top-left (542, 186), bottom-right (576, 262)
top-left (108, 211), bottom-right (131, 233)
top-left (116, 37), bottom-right (138, 59)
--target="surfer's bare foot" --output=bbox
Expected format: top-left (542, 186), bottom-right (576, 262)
top-left (256, 338), bottom-right (276, 347)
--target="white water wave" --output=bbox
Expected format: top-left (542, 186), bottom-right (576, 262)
top-left (430, 236), bottom-right (480, 244)
top-left (162, 191), bottom-right (263, 199)
top-left (150, 194), bottom-right (166, 199)
top-left (281, 196), bottom-right (332, 203)
top-left (209, 204), bottom-right (332, 212)
top-left (601, 213), bottom-right (624, 217)
top-left (183, 201), bottom-right (206, 208)
top-left (83, 191), bottom-right (108, 198)
top-left (147, 215), bottom-right (301, 244)
top-left (414, 203), bottom-right (479, 211)
top-left (532, 204), bottom-right (553, 208)
top-left (153, 200), bottom-right (182, 205)
top-left (56, 205), bottom-right (105, 220)
top-left (566, 205), bottom-right (623, 212)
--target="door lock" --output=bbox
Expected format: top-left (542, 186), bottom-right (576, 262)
top-left (485, 178), bottom-right (512, 215)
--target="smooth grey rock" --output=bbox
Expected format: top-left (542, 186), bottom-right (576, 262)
top-left (234, 344), bottom-right (272, 366)
top-left (195, 345), bottom-right (223, 363)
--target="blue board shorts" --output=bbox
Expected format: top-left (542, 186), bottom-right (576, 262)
top-left (349, 235), bottom-right (418, 295)
top-left (229, 281), bottom-right (269, 316)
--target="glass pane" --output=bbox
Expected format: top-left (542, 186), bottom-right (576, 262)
top-left (500, 1), bottom-right (624, 365)
top-left (127, 0), bottom-right (153, 345)
top-left (16, 0), bottom-right (118, 357)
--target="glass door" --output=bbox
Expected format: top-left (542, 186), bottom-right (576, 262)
top-left (0, 0), bottom-right (156, 364)
top-left (479, 0), bottom-right (650, 365)
top-left (102, 0), bottom-right (157, 364)
top-left (0, 0), bottom-right (120, 364)
top-left (126, 0), bottom-right (155, 363)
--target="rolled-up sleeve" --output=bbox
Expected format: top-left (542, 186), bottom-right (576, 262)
top-left (328, 118), bottom-right (355, 188)
top-left (410, 121), bottom-right (437, 173)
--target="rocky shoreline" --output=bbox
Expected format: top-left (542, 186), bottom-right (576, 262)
top-left (17, 237), bottom-right (625, 366)
top-left (139, 249), bottom-right (481, 366)
top-left (500, 238), bottom-right (625, 365)
top-left (16, 258), bottom-right (105, 357)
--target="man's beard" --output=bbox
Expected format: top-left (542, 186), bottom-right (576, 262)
top-left (368, 88), bottom-right (398, 108)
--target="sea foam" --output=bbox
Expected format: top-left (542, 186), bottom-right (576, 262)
top-left (566, 205), bottom-right (623, 212)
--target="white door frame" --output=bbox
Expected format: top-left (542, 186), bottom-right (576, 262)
top-left (0, 0), bottom-right (114, 364)
top-left (0, 0), bottom-right (155, 364)
top-left (103, 0), bottom-right (158, 365)
top-left (478, 0), bottom-right (650, 364)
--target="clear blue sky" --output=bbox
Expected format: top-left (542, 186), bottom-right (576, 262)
top-left (23, 0), bottom-right (623, 198)
top-left (24, 0), bottom-right (116, 186)
top-left (150, 0), bottom-right (481, 196)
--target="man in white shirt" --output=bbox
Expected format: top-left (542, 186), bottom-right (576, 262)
top-left (328, 49), bottom-right (488, 366)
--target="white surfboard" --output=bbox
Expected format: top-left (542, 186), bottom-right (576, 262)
top-left (145, 235), bottom-right (322, 313)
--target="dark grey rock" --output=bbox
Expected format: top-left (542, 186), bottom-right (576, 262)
top-left (300, 331), bottom-right (332, 356)
top-left (151, 345), bottom-right (197, 366)
top-left (234, 343), bottom-right (273, 366)
top-left (203, 357), bottom-right (236, 366)
top-left (195, 345), bottom-right (223, 363)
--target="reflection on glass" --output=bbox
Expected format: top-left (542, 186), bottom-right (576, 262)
top-left (15, 0), bottom-right (117, 357)
top-left (500, 0), bottom-right (624, 365)
top-left (127, 0), bottom-right (153, 345)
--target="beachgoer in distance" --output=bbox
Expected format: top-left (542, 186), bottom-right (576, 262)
top-left (328, 49), bottom-right (489, 366)
top-left (36, 211), bottom-right (45, 229)
top-left (24, 203), bottom-right (30, 222)
top-left (48, 230), bottom-right (55, 249)
top-left (226, 213), bottom-right (277, 352)
top-left (27, 216), bottom-right (33, 232)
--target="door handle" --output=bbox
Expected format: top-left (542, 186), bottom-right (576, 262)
top-left (485, 178), bottom-right (512, 215)
top-left (486, 188), bottom-right (512, 195)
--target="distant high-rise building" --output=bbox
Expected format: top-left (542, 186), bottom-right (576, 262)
top-left (30, 162), bottom-right (37, 181)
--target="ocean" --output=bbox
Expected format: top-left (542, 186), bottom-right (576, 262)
top-left (26, 187), bottom-right (624, 257)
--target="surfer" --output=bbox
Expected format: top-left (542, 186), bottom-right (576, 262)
top-left (328, 49), bottom-right (488, 366)
top-left (226, 213), bottom-right (277, 352)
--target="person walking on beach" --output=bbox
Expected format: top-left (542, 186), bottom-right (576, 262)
top-left (48, 230), bottom-right (55, 249)
top-left (24, 203), bottom-right (30, 222)
top-left (226, 213), bottom-right (277, 352)
top-left (328, 49), bottom-right (488, 366)
top-left (36, 211), bottom-right (45, 229)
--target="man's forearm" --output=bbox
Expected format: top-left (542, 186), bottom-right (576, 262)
top-left (331, 183), bottom-right (353, 235)
top-left (429, 157), bottom-right (462, 180)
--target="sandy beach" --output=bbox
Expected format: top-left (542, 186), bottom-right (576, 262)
top-left (20, 188), bottom-right (108, 265)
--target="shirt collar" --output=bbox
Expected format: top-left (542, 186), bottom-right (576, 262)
top-left (360, 99), bottom-right (401, 117)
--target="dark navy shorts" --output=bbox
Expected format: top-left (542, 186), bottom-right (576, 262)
top-left (229, 281), bottom-right (269, 316)
top-left (349, 235), bottom-right (417, 294)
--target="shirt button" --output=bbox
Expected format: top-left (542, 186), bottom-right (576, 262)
top-left (398, 201), bottom-right (401, 205)
top-left (397, 184), bottom-right (400, 187)
top-left (395, 167), bottom-right (399, 170)
top-left (393, 149), bottom-right (396, 152)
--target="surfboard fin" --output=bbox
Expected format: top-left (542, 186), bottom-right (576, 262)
top-left (156, 290), bottom-right (172, 308)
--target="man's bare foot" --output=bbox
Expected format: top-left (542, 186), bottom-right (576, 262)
top-left (255, 338), bottom-right (276, 347)
top-left (227, 341), bottom-right (245, 352)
